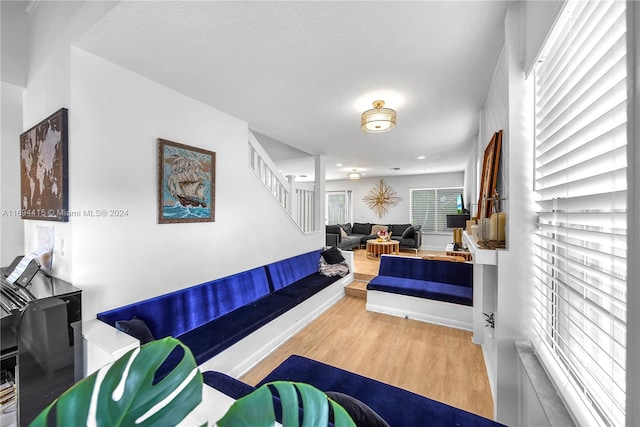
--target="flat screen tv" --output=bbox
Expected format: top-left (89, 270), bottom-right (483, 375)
top-left (456, 193), bottom-right (464, 214)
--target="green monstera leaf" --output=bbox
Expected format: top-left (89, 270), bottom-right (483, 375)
top-left (217, 381), bottom-right (356, 427)
top-left (30, 337), bottom-right (203, 427)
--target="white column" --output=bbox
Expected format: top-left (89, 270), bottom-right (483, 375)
top-left (314, 155), bottom-right (325, 232)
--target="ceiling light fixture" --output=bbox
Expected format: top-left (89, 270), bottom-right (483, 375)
top-left (348, 169), bottom-right (361, 180)
top-left (361, 100), bottom-right (396, 133)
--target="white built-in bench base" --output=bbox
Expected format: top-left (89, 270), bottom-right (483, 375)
top-left (366, 290), bottom-right (473, 331)
top-left (199, 275), bottom-right (348, 377)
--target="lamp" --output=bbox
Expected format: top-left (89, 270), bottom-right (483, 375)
top-left (446, 214), bottom-right (470, 250)
top-left (348, 169), bottom-right (361, 180)
top-left (361, 100), bottom-right (396, 133)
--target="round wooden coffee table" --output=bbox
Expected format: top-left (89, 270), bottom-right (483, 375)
top-left (366, 239), bottom-right (400, 259)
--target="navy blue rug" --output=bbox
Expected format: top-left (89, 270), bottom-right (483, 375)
top-left (256, 355), bottom-right (504, 427)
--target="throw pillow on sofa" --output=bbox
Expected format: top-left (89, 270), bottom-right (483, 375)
top-left (401, 226), bottom-right (415, 239)
top-left (338, 223), bottom-right (353, 234)
top-left (321, 246), bottom-right (346, 264)
top-left (352, 223), bottom-right (371, 235)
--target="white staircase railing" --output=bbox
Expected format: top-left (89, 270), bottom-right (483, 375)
top-left (248, 132), bottom-right (315, 232)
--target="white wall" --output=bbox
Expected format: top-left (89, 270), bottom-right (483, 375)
top-left (476, 4), bottom-right (539, 425)
top-left (326, 172), bottom-right (463, 251)
top-left (19, 1), bottom-right (119, 281)
top-left (67, 48), bottom-right (322, 319)
top-left (0, 82), bottom-right (25, 265)
top-left (11, 1), bottom-right (322, 319)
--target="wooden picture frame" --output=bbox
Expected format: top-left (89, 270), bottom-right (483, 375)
top-left (477, 130), bottom-right (502, 219)
top-left (157, 138), bottom-right (215, 224)
top-left (20, 108), bottom-right (69, 221)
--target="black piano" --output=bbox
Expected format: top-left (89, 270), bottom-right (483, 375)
top-left (1, 259), bottom-right (82, 426)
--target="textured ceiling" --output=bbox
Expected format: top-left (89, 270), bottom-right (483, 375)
top-left (74, 1), bottom-right (510, 181)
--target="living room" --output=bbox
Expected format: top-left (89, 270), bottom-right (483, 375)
top-left (1, 1), bottom-right (638, 426)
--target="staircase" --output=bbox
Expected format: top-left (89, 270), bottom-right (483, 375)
top-left (248, 132), bottom-right (315, 233)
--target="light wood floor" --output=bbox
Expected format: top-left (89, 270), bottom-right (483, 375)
top-left (240, 295), bottom-right (494, 419)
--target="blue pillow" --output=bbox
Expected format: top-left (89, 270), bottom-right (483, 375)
top-left (115, 316), bottom-right (155, 344)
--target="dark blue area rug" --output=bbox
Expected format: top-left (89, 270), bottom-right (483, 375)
top-left (256, 355), bottom-right (504, 427)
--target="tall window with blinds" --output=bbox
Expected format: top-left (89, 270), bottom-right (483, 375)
top-left (410, 188), bottom-right (461, 232)
top-left (533, 1), bottom-right (627, 425)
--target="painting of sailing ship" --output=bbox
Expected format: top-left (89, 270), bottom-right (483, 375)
top-left (157, 139), bottom-right (215, 223)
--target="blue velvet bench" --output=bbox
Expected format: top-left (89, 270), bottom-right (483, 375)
top-left (203, 354), bottom-right (504, 427)
top-left (97, 249), bottom-right (353, 376)
top-left (366, 255), bottom-right (473, 330)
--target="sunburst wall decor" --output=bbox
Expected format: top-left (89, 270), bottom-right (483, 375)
top-left (363, 179), bottom-right (402, 218)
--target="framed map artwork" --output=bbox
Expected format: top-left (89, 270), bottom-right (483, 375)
top-left (157, 138), bottom-right (216, 224)
top-left (20, 108), bottom-right (69, 221)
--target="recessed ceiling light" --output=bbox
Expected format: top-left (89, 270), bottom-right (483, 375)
top-left (391, 167), bottom-right (400, 171)
top-left (416, 156), bottom-right (426, 160)
top-left (336, 163), bottom-right (343, 167)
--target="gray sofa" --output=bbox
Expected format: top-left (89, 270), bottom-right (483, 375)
top-left (326, 222), bottom-right (422, 254)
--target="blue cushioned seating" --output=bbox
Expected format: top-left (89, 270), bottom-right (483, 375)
top-left (98, 266), bottom-right (272, 339)
top-left (264, 249), bottom-right (324, 291)
top-left (235, 354), bottom-right (504, 427)
top-left (179, 293), bottom-right (297, 365)
top-left (98, 250), bottom-right (346, 368)
top-left (367, 256), bottom-right (473, 306)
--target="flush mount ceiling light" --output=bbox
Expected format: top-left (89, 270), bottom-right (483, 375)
top-left (361, 100), bottom-right (396, 133)
top-left (348, 169), bottom-right (361, 180)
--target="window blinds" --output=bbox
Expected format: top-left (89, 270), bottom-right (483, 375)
top-left (410, 188), bottom-right (461, 232)
top-left (533, 1), bottom-right (627, 425)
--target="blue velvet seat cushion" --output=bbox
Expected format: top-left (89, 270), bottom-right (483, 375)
top-left (178, 293), bottom-right (297, 365)
top-left (265, 249), bottom-right (323, 291)
top-left (273, 273), bottom-right (341, 303)
top-left (257, 355), bottom-right (504, 427)
top-left (378, 256), bottom-right (472, 288)
top-left (203, 371), bottom-right (256, 399)
top-left (202, 371), bottom-right (307, 427)
top-left (367, 276), bottom-right (473, 306)
top-left (97, 266), bottom-right (272, 338)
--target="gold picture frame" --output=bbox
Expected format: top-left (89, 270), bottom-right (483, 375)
top-left (477, 130), bottom-right (502, 219)
top-left (157, 138), bottom-right (216, 224)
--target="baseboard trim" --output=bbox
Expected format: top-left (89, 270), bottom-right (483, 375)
top-left (198, 279), bottom-right (347, 377)
top-left (366, 290), bottom-right (472, 331)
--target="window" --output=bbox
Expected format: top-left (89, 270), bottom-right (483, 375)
top-left (533, 1), bottom-right (627, 425)
top-left (410, 188), bottom-right (461, 232)
top-left (326, 191), bottom-right (352, 225)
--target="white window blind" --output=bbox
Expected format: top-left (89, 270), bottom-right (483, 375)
top-left (533, 1), bottom-right (627, 426)
top-left (410, 188), bottom-right (461, 232)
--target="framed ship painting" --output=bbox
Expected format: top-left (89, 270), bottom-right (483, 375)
top-left (157, 139), bottom-right (215, 224)
top-left (20, 108), bottom-right (69, 221)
